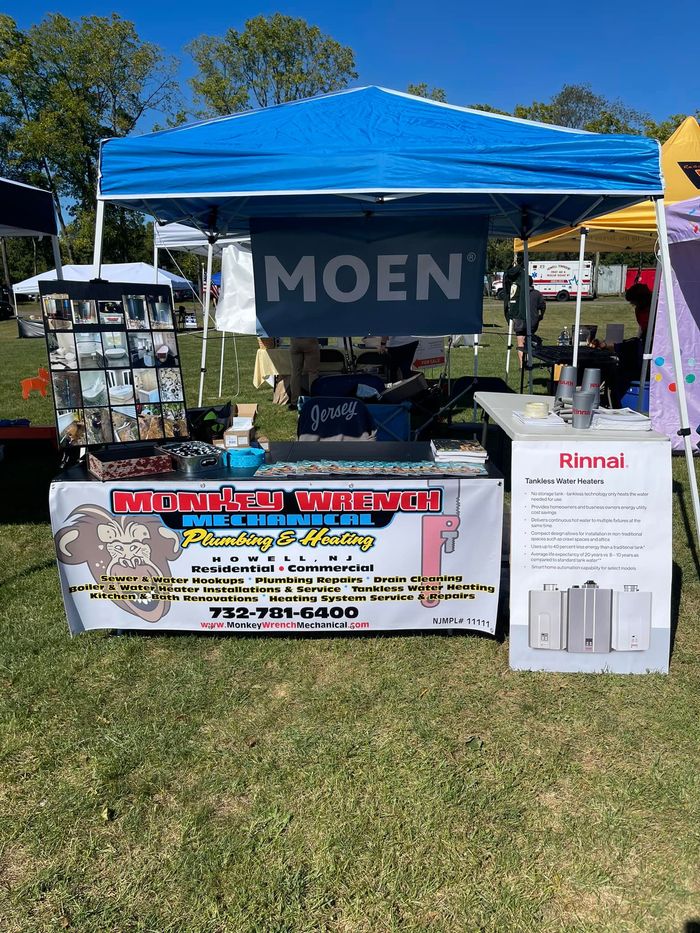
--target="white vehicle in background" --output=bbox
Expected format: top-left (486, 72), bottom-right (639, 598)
top-left (529, 260), bottom-right (594, 301)
top-left (492, 262), bottom-right (595, 301)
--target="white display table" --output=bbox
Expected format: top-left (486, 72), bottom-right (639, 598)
top-left (475, 392), bottom-right (672, 674)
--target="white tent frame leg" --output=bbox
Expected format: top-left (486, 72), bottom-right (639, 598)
top-left (198, 240), bottom-right (215, 407)
top-left (571, 227), bottom-right (588, 369)
top-left (505, 319), bottom-right (514, 379)
top-left (637, 256), bottom-right (662, 412)
top-left (218, 331), bottom-right (226, 397)
top-left (654, 198), bottom-right (700, 551)
top-left (92, 200), bottom-right (105, 278)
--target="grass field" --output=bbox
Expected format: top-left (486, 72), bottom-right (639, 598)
top-left (1, 299), bottom-right (700, 932)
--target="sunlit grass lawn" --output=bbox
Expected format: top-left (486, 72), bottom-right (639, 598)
top-left (1, 299), bottom-right (699, 931)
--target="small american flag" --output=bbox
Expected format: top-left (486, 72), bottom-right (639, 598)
top-left (209, 283), bottom-right (220, 302)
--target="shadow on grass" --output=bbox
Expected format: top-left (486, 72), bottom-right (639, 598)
top-left (674, 476), bottom-right (700, 578)
top-left (670, 561), bottom-right (683, 661)
top-left (685, 922), bottom-right (700, 932)
top-left (108, 627), bottom-right (501, 645)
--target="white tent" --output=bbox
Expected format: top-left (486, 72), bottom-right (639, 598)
top-left (13, 262), bottom-right (190, 295)
top-left (154, 222), bottom-right (245, 257)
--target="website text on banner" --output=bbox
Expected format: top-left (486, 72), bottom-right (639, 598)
top-left (249, 216), bottom-right (488, 337)
top-left (50, 476), bottom-right (503, 635)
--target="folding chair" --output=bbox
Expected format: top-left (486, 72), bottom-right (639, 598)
top-left (319, 347), bottom-right (348, 373)
top-left (297, 396), bottom-right (376, 441)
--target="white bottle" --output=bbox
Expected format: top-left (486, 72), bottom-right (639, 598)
top-left (611, 585), bottom-right (652, 651)
top-left (529, 585), bottom-right (568, 650)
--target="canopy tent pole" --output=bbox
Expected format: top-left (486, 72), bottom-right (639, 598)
top-left (0, 238), bottom-right (13, 313)
top-left (654, 198), bottom-right (700, 551)
top-left (572, 227), bottom-right (588, 369)
top-left (51, 236), bottom-right (63, 279)
top-left (92, 201), bottom-right (105, 279)
top-left (637, 256), bottom-right (661, 411)
top-left (522, 237), bottom-right (533, 394)
top-left (153, 222), bottom-right (159, 284)
top-left (505, 319), bottom-right (514, 380)
top-left (197, 239), bottom-right (215, 407)
top-left (218, 331), bottom-right (226, 397)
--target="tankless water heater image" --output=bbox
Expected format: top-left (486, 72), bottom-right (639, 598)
top-left (566, 580), bottom-right (612, 654)
top-left (528, 585), bottom-right (568, 650)
top-left (611, 585), bottom-right (652, 651)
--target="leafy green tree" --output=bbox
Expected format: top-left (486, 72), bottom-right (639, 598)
top-left (0, 13), bottom-right (180, 264)
top-left (643, 113), bottom-right (698, 142)
top-left (406, 83), bottom-right (447, 103)
top-left (513, 83), bottom-right (645, 133)
top-left (468, 103), bottom-right (510, 115)
top-left (189, 14), bottom-right (357, 116)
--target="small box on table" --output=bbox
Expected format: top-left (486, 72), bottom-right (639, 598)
top-left (223, 404), bottom-right (258, 449)
top-left (87, 444), bottom-right (174, 481)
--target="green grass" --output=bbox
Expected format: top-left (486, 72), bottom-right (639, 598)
top-left (1, 299), bottom-right (700, 932)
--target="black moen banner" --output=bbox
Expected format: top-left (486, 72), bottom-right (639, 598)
top-left (250, 216), bottom-right (488, 337)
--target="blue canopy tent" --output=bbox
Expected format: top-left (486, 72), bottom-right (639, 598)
top-left (95, 86), bottom-right (664, 393)
top-left (97, 86), bottom-right (662, 240)
top-left (94, 88), bottom-right (700, 549)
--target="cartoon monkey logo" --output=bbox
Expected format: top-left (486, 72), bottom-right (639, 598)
top-left (54, 505), bottom-right (182, 622)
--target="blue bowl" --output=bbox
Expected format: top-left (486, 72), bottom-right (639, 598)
top-left (224, 446), bottom-right (266, 475)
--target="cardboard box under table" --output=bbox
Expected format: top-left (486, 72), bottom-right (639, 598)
top-left (474, 391), bottom-right (672, 675)
top-left (49, 442), bottom-right (504, 636)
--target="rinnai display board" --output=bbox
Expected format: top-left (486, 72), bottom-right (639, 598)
top-left (49, 474), bottom-right (503, 634)
top-left (249, 216), bottom-right (488, 337)
top-left (510, 439), bottom-right (672, 673)
top-left (40, 281), bottom-right (188, 447)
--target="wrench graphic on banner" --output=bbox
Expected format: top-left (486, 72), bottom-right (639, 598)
top-left (420, 512), bottom-right (460, 608)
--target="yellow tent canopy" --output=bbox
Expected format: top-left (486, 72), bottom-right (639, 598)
top-left (514, 116), bottom-right (700, 253)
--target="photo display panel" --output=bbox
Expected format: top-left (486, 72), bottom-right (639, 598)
top-left (40, 280), bottom-right (189, 449)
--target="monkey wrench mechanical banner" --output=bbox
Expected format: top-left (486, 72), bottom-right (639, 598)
top-left (49, 475), bottom-right (503, 634)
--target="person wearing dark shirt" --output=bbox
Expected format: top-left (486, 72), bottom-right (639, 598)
top-left (590, 282), bottom-right (654, 406)
top-left (506, 277), bottom-right (546, 366)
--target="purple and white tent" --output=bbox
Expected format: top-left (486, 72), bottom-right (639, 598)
top-left (651, 197), bottom-right (700, 452)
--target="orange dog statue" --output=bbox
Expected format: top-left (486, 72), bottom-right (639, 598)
top-left (21, 366), bottom-right (50, 400)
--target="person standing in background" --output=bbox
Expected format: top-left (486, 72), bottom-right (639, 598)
top-left (289, 337), bottom-right (321, 408)
top-left (506, 277), bottom-right (546, 366)
top-left (380, 336), bottom-right (419, 381)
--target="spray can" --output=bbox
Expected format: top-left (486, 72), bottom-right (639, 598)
top-left (611, 585), bottom-right (652, 651)
top-left (567, 580), bottom-right (612, 653)
top-left (529, 584), bottom-right (568, 650)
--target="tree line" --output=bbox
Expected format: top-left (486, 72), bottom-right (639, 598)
top-left (1, 11), bottom-right (696, 283)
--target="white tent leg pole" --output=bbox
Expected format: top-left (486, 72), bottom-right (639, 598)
top-left (523, 238), bottom-right (533, 394)
top-left (654, 198), bottom-right (700, 552)
top-left (572, 227), bottom-right (587, 370)
top-left (51, 236), bottom-right (63, 279)
top-left (92, 201), bottom-right (105, 279)
top-left (638, 257), bottom-right (661, 411)
top-left (473, 333), bottom-right (480, 419)
top-left (218, 331), bottom-right (226, 397)
top-left (197, 241), bottom-right (214, 408)
top-left (506, 318), bottom-right (513, 378)
top-left (153, 230), bottom-right (159, 284)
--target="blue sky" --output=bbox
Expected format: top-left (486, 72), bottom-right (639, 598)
top-left (4, 0), bottom-right (696, 122)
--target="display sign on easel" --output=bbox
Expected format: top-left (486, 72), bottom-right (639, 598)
top-left (40, 281), bottom-right (189, 448)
